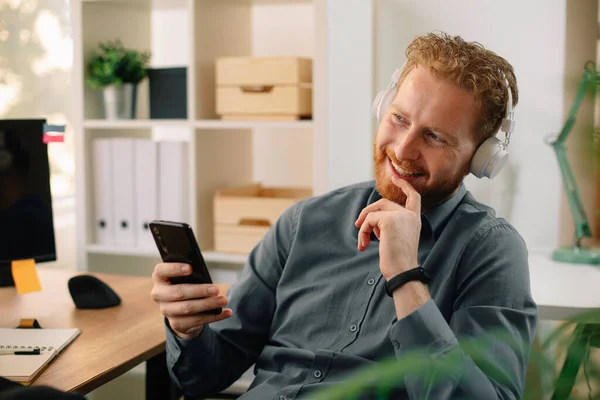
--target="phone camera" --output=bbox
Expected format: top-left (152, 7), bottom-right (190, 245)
top-left (152, 227), bottom-right (159, 235)
top-left (161, 245), bottom-right (168, 254)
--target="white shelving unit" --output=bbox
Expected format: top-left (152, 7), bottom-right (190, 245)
top-left (72, 0), bottom-right (375, 276)
top-left (83, 120), bottom-right (189, 129)
top-left (86, 243), bottom-right (248, 263)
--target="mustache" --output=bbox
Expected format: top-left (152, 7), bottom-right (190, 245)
top-left (377, 148), bottom-right (426, 175)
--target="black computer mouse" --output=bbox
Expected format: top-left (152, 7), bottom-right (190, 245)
top-left (68, 274), bottom-right (121, 309)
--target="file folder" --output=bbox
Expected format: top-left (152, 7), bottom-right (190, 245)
top-left (111, 138), bottom-right (136, 245)
top-left (134, 139), bottom-right (158, 248)
top-left (158, 141), bottom-right (188, 223)
top-left (92, 139), bottom-right (114, 244)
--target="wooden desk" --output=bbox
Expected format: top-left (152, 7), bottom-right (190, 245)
top-left (0, 268), bottom-right (168, 396)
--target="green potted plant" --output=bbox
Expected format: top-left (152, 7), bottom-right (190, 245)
top-left (86, 39), bottom-right (151, 120)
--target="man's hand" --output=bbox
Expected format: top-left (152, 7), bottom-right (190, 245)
top-left (355, 176), bottom-right (422, 280)
top-left (151, 263), bottom-right (233, 340)
top-left (355, 177), bottom-right (431, 319)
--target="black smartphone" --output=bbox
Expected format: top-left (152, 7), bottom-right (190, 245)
top-left (149, 220), bottom-right (221, 315)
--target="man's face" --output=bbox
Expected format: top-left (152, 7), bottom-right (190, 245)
top-left (374, 66), bottom-right (480, 209)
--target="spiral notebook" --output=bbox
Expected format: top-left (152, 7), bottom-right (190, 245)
top-left (0, 328), bottom-right (81, 383)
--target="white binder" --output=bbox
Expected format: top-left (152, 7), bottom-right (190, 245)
top-left (158, 141), bottom-right (188, 222)
top-left (134, 139), bottom-right (158, 248)
top-left (111, 138), bottom-right (137, 246)
top-left (92, 139), bottom-right (114, 244)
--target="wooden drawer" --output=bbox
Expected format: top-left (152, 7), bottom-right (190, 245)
top-left (213, 183), bottom-right (312, 254)
top-left (214, 225), bottom-right (269, 254)
top-left (216, 57), bottom-right (312, 86)
top-left (216, 86), bottom-right (312, 120)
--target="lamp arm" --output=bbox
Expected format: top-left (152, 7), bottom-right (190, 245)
top-left (548, 62), bottom-right (597, 246)
top-left (550, 141), bottom-right (592, 245)
top-left (556, 65), bottom-right (596, 143)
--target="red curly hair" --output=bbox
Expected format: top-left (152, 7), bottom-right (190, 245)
top-left (398, 32), bottom-right (518, 143)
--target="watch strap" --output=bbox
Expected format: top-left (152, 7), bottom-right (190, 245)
top-left (384, 267), bottom-right (431, 297)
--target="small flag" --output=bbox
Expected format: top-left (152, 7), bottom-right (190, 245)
top-left (43, 124), bottom-right (66, 143)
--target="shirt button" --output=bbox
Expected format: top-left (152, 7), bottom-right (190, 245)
top-left (313, 370), bottom-right (322, 378)
top-left (279, 396), bottom-right (287, 400)
top-left (367, 278), bottom-right (375, 285)
top-left (349, 324), bottom-right (358, 332)
top-left (392, 340), bottom-right (400, 349)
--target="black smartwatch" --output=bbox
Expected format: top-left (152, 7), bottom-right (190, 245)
top-left (384, 267), bottom-right (431, 297)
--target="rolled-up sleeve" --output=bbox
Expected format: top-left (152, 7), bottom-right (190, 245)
top-left (164, 202), bottom-right (301, 397)
top-left (389, 224), bottom-right (538, 399)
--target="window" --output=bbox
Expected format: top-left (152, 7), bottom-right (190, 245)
top-left (1, 0), bottom-right (76, 270)
top-left (0, 0), bottom-right (74, 198)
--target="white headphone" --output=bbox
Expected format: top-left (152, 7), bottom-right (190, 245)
top-left (372, 63), bottom-right (515, 179)
top-left (0, 130), bottom-right (12, 173)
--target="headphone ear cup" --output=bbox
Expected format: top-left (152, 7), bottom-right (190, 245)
top-left (372, 87), bottom-right (397, 121)
top-left (470, 136), bottom-right (508, 179)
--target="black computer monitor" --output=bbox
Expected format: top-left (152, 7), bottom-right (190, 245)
top-left (0, 119), bottom-right (56, 286)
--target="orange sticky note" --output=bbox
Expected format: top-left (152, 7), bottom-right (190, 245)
top-left (11, 259), bottom-right (42, 294)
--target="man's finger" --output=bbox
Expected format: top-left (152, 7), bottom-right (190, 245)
top-left (152, 263), bottom-right (192, 282)
top-left (391, 177), bottom-right (421, 215)
top-left (161, 296), bottom-right (229, 318)
top-left (355, 198), bottom-right (400, 227)
top-left (151, 283), bottom-right (219, 303)
top-left (168, 308), bottom-right (234, 334)
top-left (357, 213), bottom-right (380, 251)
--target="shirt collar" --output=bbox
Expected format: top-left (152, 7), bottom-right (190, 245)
top-left (422, 183), bottom-right (467, 239)
top-left (367, 181), bottom-right (467, 239)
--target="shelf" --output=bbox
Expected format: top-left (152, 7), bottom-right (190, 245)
top-left (194, 119), bottom-right (313, 130)
top-left (202, 251), bottom-right (248, 264)
top-left (84, 120), bottom-right (189, 129)
top-left (83, 0), bottom-right (308, 3)
top-left (81, 0), bottom-right (153, 8)
top-left (86, 244), bottom-right (248, 264)
top-left (86, 244), bottom-right (157, 257)
top-left (83, 120), bottom-right (313, 130)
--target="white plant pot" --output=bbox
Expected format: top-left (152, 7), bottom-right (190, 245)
top-left (102, 83), bottom-right (137, 120)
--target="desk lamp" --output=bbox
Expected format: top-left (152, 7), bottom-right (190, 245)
top-left (545, 60), bottom-right (600, 264)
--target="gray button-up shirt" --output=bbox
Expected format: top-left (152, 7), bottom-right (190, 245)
top-left (166, 181), bottom-right (538, 399)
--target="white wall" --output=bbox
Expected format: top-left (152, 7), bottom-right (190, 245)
top-left (374, 0), bottom-right (566, 251)
top-left (312, 0), bottom-right (374, 195)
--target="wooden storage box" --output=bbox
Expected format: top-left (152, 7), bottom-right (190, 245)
top-left (215, 57), bottom-right (312, 121)
top-left (213, 183), bottom-right (312, 254)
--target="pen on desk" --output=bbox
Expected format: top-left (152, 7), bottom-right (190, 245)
top-left (0, 347), bottom-right (41, 355)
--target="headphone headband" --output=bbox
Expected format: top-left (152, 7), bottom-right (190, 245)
top-left (499, 75), bottom-right (515, 149)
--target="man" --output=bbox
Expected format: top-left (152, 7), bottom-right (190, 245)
top-left (151, 32), bottom-right (538, 399)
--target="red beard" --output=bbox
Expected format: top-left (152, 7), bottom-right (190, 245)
top-left (373, 143), bottom-right (467, 210)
